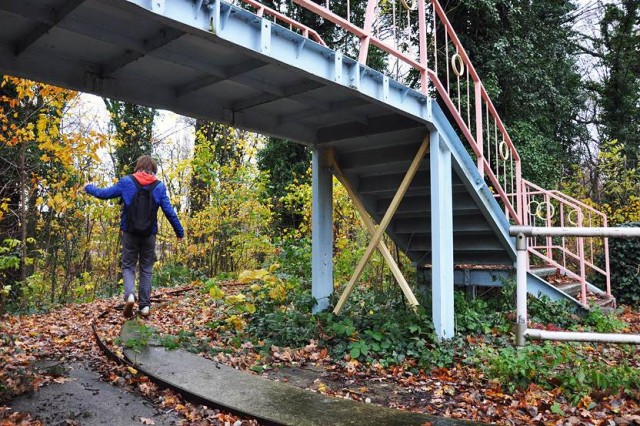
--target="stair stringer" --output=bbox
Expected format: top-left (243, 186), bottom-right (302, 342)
top-left (429, 103), bottom-right (515, 261)
top-left (526, 273), bottom-right (584, 307)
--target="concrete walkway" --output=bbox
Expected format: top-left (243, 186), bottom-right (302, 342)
top-left (121, 322), bottom-right (482, 426)
top-left (8, 361), bottom-right (180, 425)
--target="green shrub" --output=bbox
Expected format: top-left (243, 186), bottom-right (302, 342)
top-left (607, 222), bottom-right (640, 305)
top-left (153, 262), bottom-right (201, 288)
top-left (269, 237), bottom-right (311, 279)
top-left (581, 305), bottom-right (627, 333)
top-left (528, 295), bottom-right (578, 329)
top-left (479, 342), bottom-right (569, 392)
top-left (478, 342), bottom-right (640, 403)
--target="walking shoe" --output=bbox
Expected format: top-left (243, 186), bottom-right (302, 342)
top-left (123, 294), bottom-right (135, 318)
top-left (140, 306), bottom-right (150, 317)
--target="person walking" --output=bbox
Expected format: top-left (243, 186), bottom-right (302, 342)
top-left (84, 155), bottom-right (184, 318)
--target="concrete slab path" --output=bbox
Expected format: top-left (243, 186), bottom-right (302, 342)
top-left (121, 321), bottom-right (483, 426)
top-left (8, 361), bottom-right (181, 425)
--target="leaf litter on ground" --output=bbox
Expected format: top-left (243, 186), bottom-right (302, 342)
top-left (2, 282), bottom-right (640, 425)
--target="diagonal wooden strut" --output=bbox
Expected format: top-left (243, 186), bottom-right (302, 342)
top-left (328, 150), bottom-right (420, 312)
top-left (333, 135), bottom-right (430, 314)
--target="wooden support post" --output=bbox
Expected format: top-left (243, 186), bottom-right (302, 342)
top-left (328, 150), bottom-right (420, 310)
top-left (430, 131), bottom-right (454, 339)
top-left (312, 147), bottom-right (333, 313)
top-left (333, 135), bottom-right (430, 314)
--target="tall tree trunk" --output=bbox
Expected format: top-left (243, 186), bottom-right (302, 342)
top-left (18, 140), bottom-right (28, 283)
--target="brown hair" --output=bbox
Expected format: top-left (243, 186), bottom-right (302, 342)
top-left (134, 155), bottom-right (158, 174)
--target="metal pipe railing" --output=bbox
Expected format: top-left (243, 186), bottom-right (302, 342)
top-left (511, 227), bottom-right (639, 347)
top-left (511, 226), bottom-right (640, 238)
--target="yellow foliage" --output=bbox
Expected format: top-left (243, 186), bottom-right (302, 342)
top-left (225, 314), bottom-right (246, 331)
top-left (208, 285), bottom-right (225, 300)
top-left (268, 283), bottom-right (287, 302)
top-left (602, 197), bottom-right (640, 225)
top-left (268, 263), bottom-right (280, 273)
top-left (225, 293), bottom-right (246, 304)
top-left (237, 269), bottom-right (269, 284)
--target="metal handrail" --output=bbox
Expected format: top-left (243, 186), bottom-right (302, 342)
top-left (428, 0), bottom-right (522, 224)
top-left (289, 0), bottom-right (522, 224)
top-left (523, 179), bottom-right (587, 304)
top-left (551, 190), bottom-right (611, 296)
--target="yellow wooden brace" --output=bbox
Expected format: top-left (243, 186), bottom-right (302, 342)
top-left (332, 135), bottom-right (430, 314)
top-left (328, 150), bottom-right (420, 314)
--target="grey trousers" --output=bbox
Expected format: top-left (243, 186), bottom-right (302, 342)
top-left (121, 232), bottom-right (156, 308)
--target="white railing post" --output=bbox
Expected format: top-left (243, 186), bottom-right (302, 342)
top-left (516, 232), bottom-right (528, 347)
top-left (418, 0), bottom-right (428, 94)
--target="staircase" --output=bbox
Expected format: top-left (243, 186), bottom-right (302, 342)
top-left (287, 0), bottom-right (614, 310)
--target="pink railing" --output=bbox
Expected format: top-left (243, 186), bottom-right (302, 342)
top-left (239, 0), bottom-right (611, 301)
top-left (523, 180), bottom-right (611, 305)
top-left (237, 0), bottom-right (326, 46)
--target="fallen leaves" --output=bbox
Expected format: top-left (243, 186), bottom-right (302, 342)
top-left (0, 285), bottom-right (255, 425)
top-left (3, 283), bottom-right (640, 426)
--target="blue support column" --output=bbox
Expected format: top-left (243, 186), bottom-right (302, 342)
top-left (430, 131), bottom-right (455, 339)
top-left (312, 147), bottom-right (333, 312)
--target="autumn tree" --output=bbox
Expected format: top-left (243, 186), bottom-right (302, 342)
top-left (190, 120), bottom-right (243, 214)
top-left (255, 0), bottom-right (388, 236)
top-left (103, 100), bottom-right (156, 177)
top-left (188, 124), bottom-right (272, 275)
top-left (256, 139), bottom-right (310, 234)
top-left (0, 76), bottom-right (103, 308)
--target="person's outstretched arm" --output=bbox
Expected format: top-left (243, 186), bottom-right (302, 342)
top-left (157, 183), bottom-right (184, 238)
top-left (83, 179), bottom-right (125, 200)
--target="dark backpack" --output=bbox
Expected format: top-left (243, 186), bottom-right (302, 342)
top-left (125, 176), bottom-right (160, 236)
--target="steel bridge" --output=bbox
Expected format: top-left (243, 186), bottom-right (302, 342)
top-left (0, 0), bottom-right (613, 338)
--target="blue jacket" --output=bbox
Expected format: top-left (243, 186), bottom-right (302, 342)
top-left (85, 175), bottom-right (184, 238)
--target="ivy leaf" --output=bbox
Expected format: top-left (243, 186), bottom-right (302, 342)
top-left (350, 346), bottom-right (360, 359)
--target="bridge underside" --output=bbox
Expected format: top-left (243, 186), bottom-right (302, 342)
top-left (0, 0), bottom-right (517, 336)
top-left (1, 0), bottom-right (430, 147)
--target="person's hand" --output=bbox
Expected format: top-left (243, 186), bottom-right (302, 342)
top-left (79, 183), bottom-right (90, 194)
